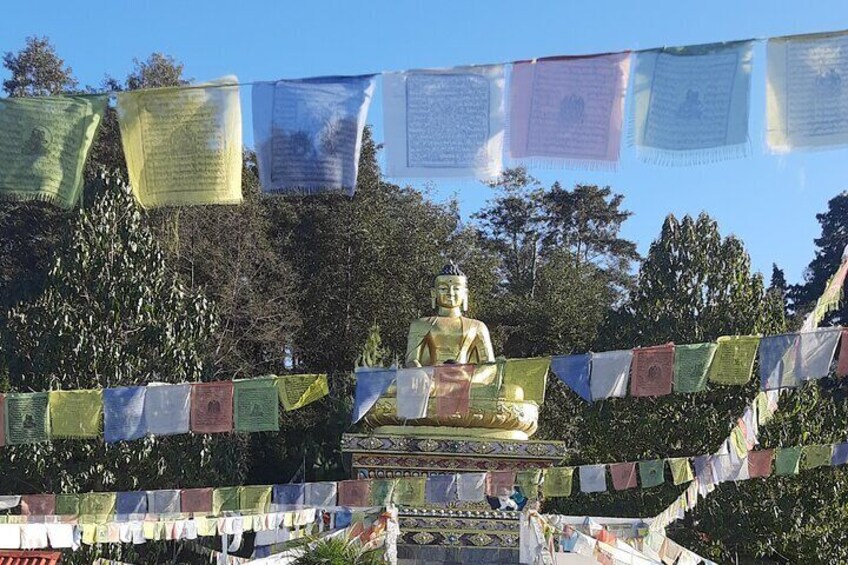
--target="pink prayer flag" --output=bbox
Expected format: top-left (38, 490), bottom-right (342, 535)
top-left (748, 449), bottom-right (774, 479)
top-left (609, 462), bottom-right (638, 490)
top-left (837, 330), bottom-right (848, 377)
top-left (434, 365), bottom-right (472, 418)
top-left (630, 343), bottom-right (675, 397)
top-left (180, 488), bottom-right (213, 513)
top-left (509, 52), bottom-right (631, 168)
top-left (21, 494), bottom-right (55, 516)
top-left (337, 480), bottom-right (371, 507)
top-left (190, 382), bottom-right (234, 434)
top-left (485, 471), bottom-right (516, 497)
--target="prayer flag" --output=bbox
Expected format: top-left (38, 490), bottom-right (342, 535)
top-left (252, 75), bottom-right (376, 195)
top-left (351, 368), bottom-right (396, 423)
top-left (213, 487), bottom-right (240, 514)
top-left (486, 471), bottom-right (516, 497)
top-left (631, 42), bottom-right (753, 164)
top-left (5, 392), bottom-right (49, 445)
top-left (337, 480), bottom-right (370, 507)
top-left (801, 444), bottom-right (833, 470)
top-left (673, 343), bottom-right (717, 393)
top-left (543, 467), bottom-right (574, 497)
top-left (551, 354), bottom-right (592, 402)
top-left (590, 350), bottom-right (632, 400)
top-left (609, 462), bottom-right (638, 490)
top-left (305, 482), bottom-right (337, 508)
top-left (55, 494), bottom-right (79, 517)
top-left (21, 495), bottom-right (55, 516)
top-left (393, 478), bottom-right (425, 507)
top-left (369, 479), bottom-right (396, 506)
top-left (767, 31), bottom-right (848, 152)
top-left (434, 364), bottom-right (472, 417)
top-left (707, 335), bottom-right (760, 385)
top-left (48, 389), bottom-right (102, 439)
top-left (579, 465), bottom-right (607, 493)
top-left (730, 423), bottom-right (748, 458)
top-left (80, 493), bottom-right (116, 523)
top-left (383, 65), bottom-right (505, 178)
top-left (630, 343), bottom-right (674, 397)
top-left (180, 488), bottom-right (213, 513)
top-left (837, 329), bottom-right (848, 376)
top-left (144, 383), bottom-right (191, 436)
top-left (147, 490), bottom-right (181, 514)
top-left (509, 53), bottom-right (630, 168)
top-left (502, 357), bottom-right (550, 404)
top-left (760, 333), bottom-right (798, 390)
top-left (516, 469), bottom-right (542, 499)
top-left (103, 386), bottom-right (146, 443)
top-left (712, 453), bottom-right (749, 482)
top-left (667, 458), bottom-right (694, 485)
top-left (425, 474), bottom-right (457, 504)
top-left (116, 77), bottom-right (242, 208)
top-left (747, 449), bottom-right (774, 478)
top-left (233, 377), bottom-right (279, 433)
top-left (273, 484), bottom-right (305, 508)
top-left (639, 460), bottom-right (665, 488)
top-left (395, 367), bottom-right (433, 420)
top-left (457, 472), bottom-right (487, 501)
top-left (787, 328), bottom-right (841, 382)
top-left (240, 486), bottom-right (272, 513)
top-left (190, 381), bottom-right (233, 434)
top-left (0, 95), bottom-right (106, 209)
top-left (116, 492), bottom-right (147, 515)
top-left (276, 374), bottom-right (328, 411)
top-left (832, 443), bottom-right (848, 466)
top-left (775, 446), bottom-right (802, 476)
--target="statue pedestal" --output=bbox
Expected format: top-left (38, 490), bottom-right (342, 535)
top-left (342, 433), bottom-right (569, 563)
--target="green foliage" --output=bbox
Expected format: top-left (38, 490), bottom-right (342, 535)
top-left (2, 36), bottom-right (77, 96)
top-left (292, 535), bottom-right (384, 565)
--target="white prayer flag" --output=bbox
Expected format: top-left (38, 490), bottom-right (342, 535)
top-left (590, 350), bottom-right (632, 400)
top-left (395, 367), bottom-right (433, 420)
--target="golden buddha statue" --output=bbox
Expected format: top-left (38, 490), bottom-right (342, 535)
top-left (363, 264), bottom-right (541, 440)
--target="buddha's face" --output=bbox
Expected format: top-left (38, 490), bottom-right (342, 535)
top-left (433, 275), bottom-right (468, 310)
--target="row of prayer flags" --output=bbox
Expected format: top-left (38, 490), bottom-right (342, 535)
top-left (551, 326), bottom-right (845, 402)
top-left (0, 373), bottom-right (327, 445)
top-left (2, 30), bottom-right (847, 208)
top-left (352, 358), bottom-right (550, 423)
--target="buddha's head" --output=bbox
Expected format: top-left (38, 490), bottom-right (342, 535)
top-left (432, 263), bottom-right (468, 312)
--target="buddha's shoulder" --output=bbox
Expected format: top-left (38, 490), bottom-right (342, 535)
top-left (462, 317), bottom-right (490, 330)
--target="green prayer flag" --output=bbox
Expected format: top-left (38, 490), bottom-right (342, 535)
top-left (213, 487), bottom-right (240, 514)
top-left (501, 357), bottom-right (550, 404)
top-left (48, 389), bottom-right (102, 438)
top-left (775, 447), bottom-right (801, 476)
top-left (276, 374), bottom-right (329, 411)
top-left (55, 494), bottom-right (80, 516)
top-left (393, 478), bottom-right (425, 507)
top-left (755, 392), bottom-right (773, 426)
top-left (517, 469), bottom-right (542, 498)
top-left (370, 479), bottom-right (397, 506)
top-left (708, 336), bottom-right (760, 385)
top-left (239, 486), bottom-right (272, 513)
top-left (5, 392), bottom-right (49, 445)
top-left (234, 377), bottom-right (279, 432)
top-left (0, 95), bottom-right (106, 209)
top-left (730, 425), bottom-right (748, 458)
top-left (639, 460), bottom-right (665, 488)
top-left (667, 458), bottom-right (694, 485)
top-left (673, 343), bottom-right (717, 393)
top-left (80, 492), bottom-right (116, 524)
top-left (543, 467), bottom-right (573, 497)
top-left (802, 444), bottom-right (833, 470)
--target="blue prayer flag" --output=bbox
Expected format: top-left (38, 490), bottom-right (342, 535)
top-left (351, 368), bottom-right (397, 423)
top-left (103, 386), bottom-right (147, 443)
top-left (116, 491), bottom-right (147, 515)
top-left (272, 484), bottom-right (305, 507)
top-left (759, 334), bottom-right (797, 390)
top-left (550, 354), bottom-right (592, 402)
top-left (832, 443), bottom-right (848, 466)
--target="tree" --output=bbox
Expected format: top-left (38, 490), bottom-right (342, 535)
top-left (2, 36), bottom-right (77, 96)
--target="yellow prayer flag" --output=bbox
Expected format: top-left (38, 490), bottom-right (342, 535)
top-left (730, 425), bottom-right (748, 459)
top-left (276, 374), bottom-right (329, 411)
top-left (543, 467), bottom-right (573, 497)
top-left (501, 357), bottom-right (550, 404)
top-left (707, 336), bottom-right (760, 385)
top-left (116, 77), bottom-right (243, 208)
top-left (667, 458), bottom-right (694, 485)
top-left (49, 389), bottom-right (103, 438)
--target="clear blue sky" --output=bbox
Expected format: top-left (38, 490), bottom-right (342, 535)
top-left (3, 0), bottom-right (848, 285)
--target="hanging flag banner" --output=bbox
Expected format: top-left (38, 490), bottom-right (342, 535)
top-left (0, 95), bottom-right (106, 209)
top-left (116, 76), bottom-right (243, 208)
top-left (502, 357), bottom-right (550, 404)
top-left (673, 343), bottom-right (717, 393)
top-left (48, 390), bottom-right (103, 439)
top-left (233, 377), bottom-right (279, 433)
top-left (551, 354), bottom-right (592, 402)
top-left (0, 394), bottom-right (5, 448)
top-left (578, 465), bottom-right (607, 493)
top-left (252, 75), bottom-right (376, 195)
top-left (759, 333), bottom-right (798, 390)
top-left (351, 368), bottom-right (396, 423)
top-left (767, 31), bottom-right (848, 152)
top-left (5, 392), bottom-right (49, 445)
top-left (631, 41), bottom-right (753, 165)
top-left (590, 350), bottom-right (632, 400)
top-left (609, 462), bottom-right (638, 491)
top-left (786, 327), bottom-right (841, 382)
top-left (180, 488), bottom-right (213, 513)
top-left (144, 383), bottom-right (191, 436)
top-left (434, 364), bottom-right (472, 417)
top-left (639, 459), bottom-right (665, 488)
top-left (116, 491), bottom-right (147, 515)
top-left (707, 335), bottom-right (760, 385)
top-left (190, 381), bottom-right (234, 434)
top-left (276, 373), bottom-right (328, 411)
top-left (543, 467), bottom-right (574, 498)
top-left (509, 52), bottom-right (630, 169)
top-left (747, 449), bottom-right (774, 478)
top-left (629, 343), bottom-right (674, 397)
top-left (103, 386), bottom-right (146, 443)
top-left (383, 65), bottom-right (505, 178)
top-left (395, 367), bottom-right (434, 420)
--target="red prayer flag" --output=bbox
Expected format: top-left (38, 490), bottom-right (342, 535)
top-left (609, 462), bottom-right (638, 490)
top-left (748, 449), bottom-right (774, 479)
top-left (180, 488), bottom-right (213, 513)
top-left (630, 343), bottom-right (674, 397)
top-left (485, 471), bottom-right (516, 497)
top-left (337, 480), bottom-right (371, 507)
top-left (837, 330), bottom-right (848, 377)
top-left (190, 381), bottom-right (234, 433)
top-left (21, 494), bottom-right (55, 516)
top-left (434, 364), bottom-right (472, 417)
